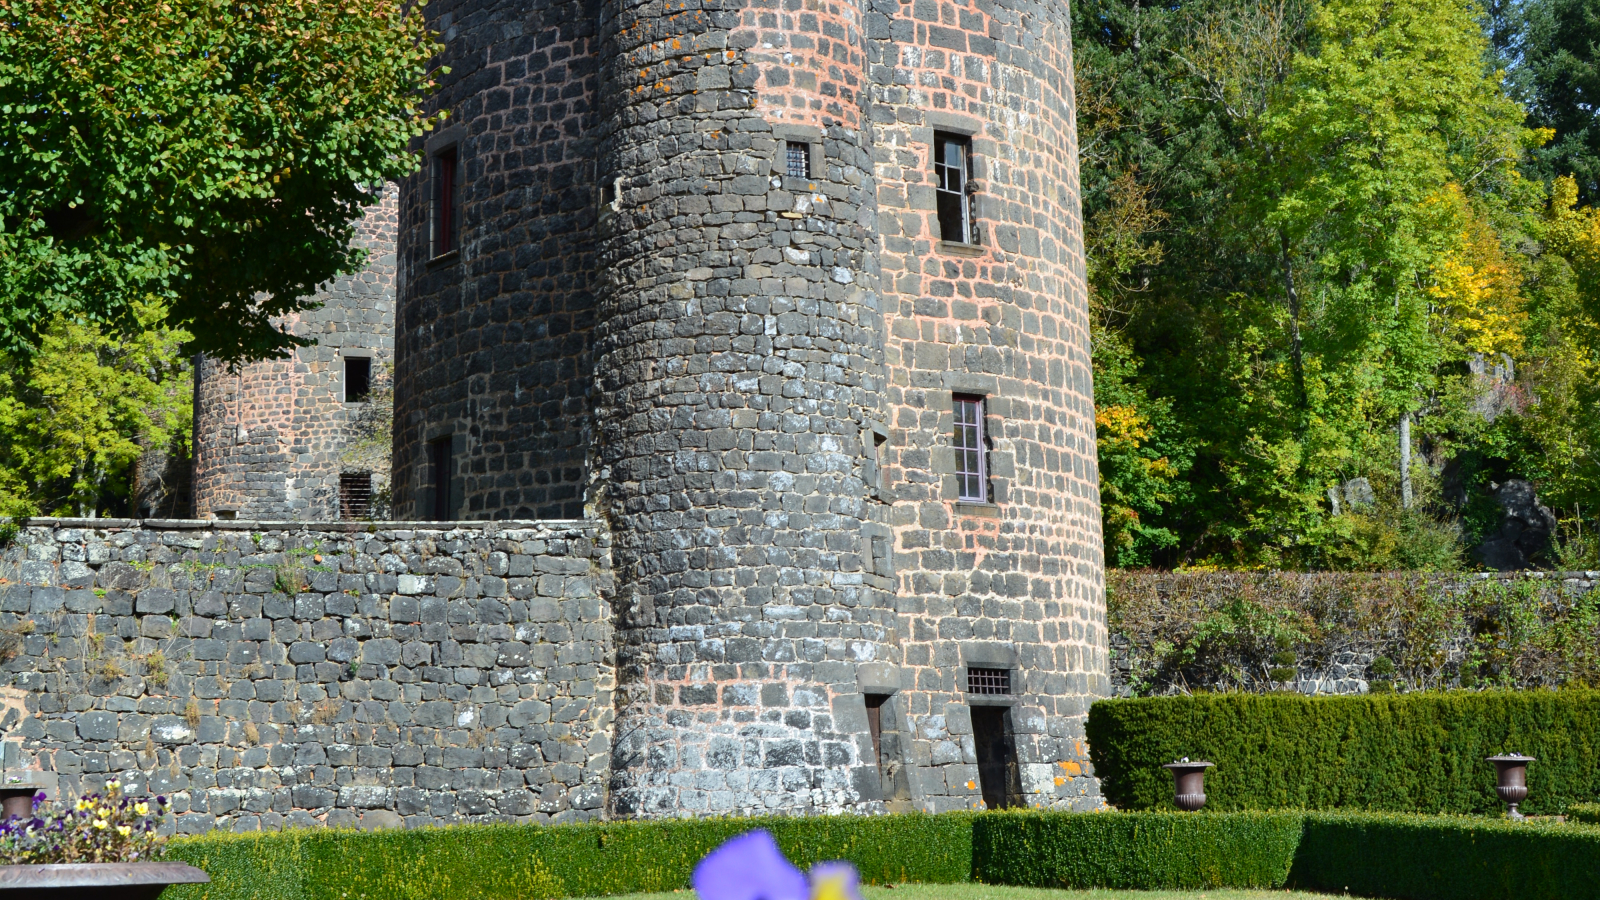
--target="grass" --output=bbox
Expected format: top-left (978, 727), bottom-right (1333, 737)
top-left (589, 886), bottom-right (1349, 900)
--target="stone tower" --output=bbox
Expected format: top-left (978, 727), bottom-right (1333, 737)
top-left (191, 187), bottom-right (399, 521)
top-left (394, 0), bottom-right (1105, 817)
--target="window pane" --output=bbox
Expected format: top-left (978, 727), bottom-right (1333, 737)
top-left (933, 134), bottom-right (970, 243)
top-left (953, 396), bottom-right (986, 501)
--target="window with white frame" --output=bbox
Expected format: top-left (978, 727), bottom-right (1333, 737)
top-left (934, 132), bottom-right (973, 243)
top-left (953, 394), bottom-right (987, 502)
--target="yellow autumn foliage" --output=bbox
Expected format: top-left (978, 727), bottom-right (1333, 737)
top-left (1546, 175), bottom-right (1600, 273)
top-left (1427, 184), bottom-right (1527, 357)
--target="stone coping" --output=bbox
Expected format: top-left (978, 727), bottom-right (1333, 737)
top-left (19, 517), bottom-right (594, 532)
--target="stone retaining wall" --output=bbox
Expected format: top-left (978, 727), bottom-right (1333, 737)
top-left (0, 519), bottom-right (612, 833)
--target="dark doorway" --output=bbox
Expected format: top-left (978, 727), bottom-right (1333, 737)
top-left (429, 437), bottom-right (452, 520)
top-left (971, 706), bottom-right (1020, 809)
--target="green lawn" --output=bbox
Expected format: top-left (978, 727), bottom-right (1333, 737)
top-left (594, 885), bottom-right (1347, 900)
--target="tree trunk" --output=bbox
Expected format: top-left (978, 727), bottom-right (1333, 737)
top-left (1399, 411), bottom-right (1413, 510)
top-left (1279, 230), bottom-right (1306, 411)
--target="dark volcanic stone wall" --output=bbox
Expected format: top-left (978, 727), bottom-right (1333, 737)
top-left (385, 0), bottom-right (1106, 821)
top-left (390, 0), bottom-right (603, 521)
top-left (1, 520), bottom-right (611, 832)
top-left (593, 0), bottom-right (898, 817)
top-left (192, 188), bottom-right (399, 520)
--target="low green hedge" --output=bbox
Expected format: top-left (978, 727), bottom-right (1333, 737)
top-left (972, 811), bottom-right (1301, 889)
top-left (163, 813), bottom-right (975, 900)
top-left (1292, 813), bottom-right (1600, 900)
top-left (1086, 691), bottom-right (1600, 813)
top-left (1570, 802), bottom-right (1600, 824)
top-left (161, 810), bottom-right (1600, 900)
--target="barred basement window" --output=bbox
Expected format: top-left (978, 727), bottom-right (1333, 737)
top-left (953, 394), bottom-right (988, 502)
top-left (966, 667), bottom-right (1011, 695)
top-left (786, 141), bottom-right (811, 179)
top-left (340, 472), bottom-right (373, 520)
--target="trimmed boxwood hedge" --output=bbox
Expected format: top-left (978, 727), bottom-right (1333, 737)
top-left (1292, 813), bottom-right (1600, 900)
top-left (971, 811), bottom-right (1301, 889)
top-left (1086, 690), bottom-right (1600, 813)
top-left (160, 810), bottom-right (1600, 900)
top-left (162, 813), bottom-right (976, 900)
top-left (1570, 802), bottom-right (1600, 824)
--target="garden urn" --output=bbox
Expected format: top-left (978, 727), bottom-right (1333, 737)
top-left (0, 772), bottom-right (49, 821)
top-left (1162, 759), bottom-right (1215, 811)
top-left (0, 862), bottom-right (208, 899)
top-left (1487, 753), bottom-right (1534, 819)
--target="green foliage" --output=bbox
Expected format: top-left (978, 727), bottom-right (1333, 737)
top-left (971, 811), bottom-right (1302, 890)
top-left (0, 0), bottom-right (444, 362)
top-left (1109, 571), bottom-right (1600, 694)
top-left (1086, 691), bottom-right (1600, 814)
top-left (1512, 0), bottom-right (1600, 203)
top-left (1073, 0), bottom-right (1600, 567)
top-left (1291, 813), bottom-right (1600, 900)
top-left (0, 301), bottom-right (190, 517)
top-left (163, 814), bottom-right (977, 900)
top-left (1569, 802), bottom-right (1600, 824)
top-left (161, 811), bottom-right (1600, 900)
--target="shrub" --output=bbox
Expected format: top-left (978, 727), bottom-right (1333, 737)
top-left (1291, 813), bottom-right (1600, 900)
top-left (1087, 691), bottom-right (1600, 814)
top-left (160, 811), bottom-right (1600, 900)
top-left (1570, 802), bottom-right (1600, 825)
top-left (972, 811), bottom-right (1301, 889)
top-left (1107, 571), bottom-right (1600, 695)
top-left (163, 814), bottom-right (976, 900)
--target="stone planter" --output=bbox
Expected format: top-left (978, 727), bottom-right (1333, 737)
top-left (0, 862), bottom-right (208, 899)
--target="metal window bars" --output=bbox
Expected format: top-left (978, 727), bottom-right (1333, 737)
top-left (786, 141), bottom-right (811, 179)
top-left (966, 667), bottom-right (1011, 695)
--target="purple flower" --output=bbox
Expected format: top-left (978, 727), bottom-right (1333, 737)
top-left (692, 831), bottom-right (862, 900)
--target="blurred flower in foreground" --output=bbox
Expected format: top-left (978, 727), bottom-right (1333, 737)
top-left (692, 831), bottom-right (863, 900)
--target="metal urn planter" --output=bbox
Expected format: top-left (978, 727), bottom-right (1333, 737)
top-left (0, 863), bottom-right (209, 900)
top-left (1162, 759), bottom-right (1215, 811)
top-left (1487, 753), bottom-right (1535, 819)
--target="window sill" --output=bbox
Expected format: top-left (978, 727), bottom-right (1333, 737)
top-left (427, 250), bottom-right (460, 267)
top-left (954, 501), bottom-right (1001, 518)
top-left (966, 693), bottom-right (1018, 707)
top-left (936, 240), bottom-right (985, 257)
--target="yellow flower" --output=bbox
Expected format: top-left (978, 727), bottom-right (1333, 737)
top-left (106, 780), bottom-right (120, 791)
top-left (134, 802), bottom-right (149, 816)
top-left (93, 819), bottom-right (108, 830)
top-left (116, 825), bottom-right (132, 837)
top-left (75, 799), bottom-right (91, 812)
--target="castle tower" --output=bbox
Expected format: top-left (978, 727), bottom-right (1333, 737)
top-left (191, 187), bottom-right (398, 520)
top-left (397, 0), bottom-right (1104, 816)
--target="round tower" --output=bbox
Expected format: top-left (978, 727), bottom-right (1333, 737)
top-left (593, 0), bottom-right (897, 817)
top-left (191, 186), bottom-right (398, 521)
top-left (867, 0), bottom-right (1108, 809)
top-left (395, 0), bottom-right (1106, 818)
